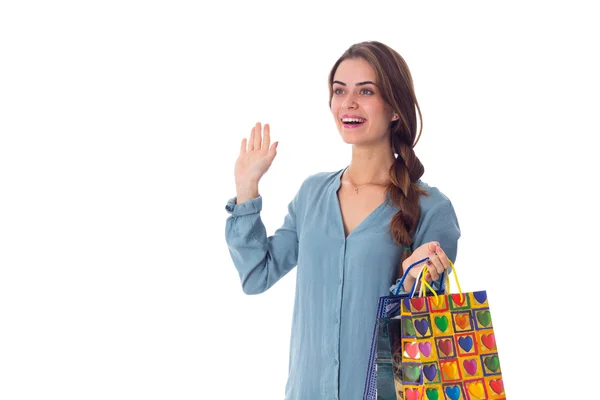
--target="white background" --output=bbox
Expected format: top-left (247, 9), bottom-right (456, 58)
top-left (1, 1), bottom-right (598, 399)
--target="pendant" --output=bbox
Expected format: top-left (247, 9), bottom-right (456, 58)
top-left (355, 188), bottom-right (359, 194)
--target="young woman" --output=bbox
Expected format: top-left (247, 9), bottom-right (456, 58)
top-left (225, 41), bottom-right (461, 399)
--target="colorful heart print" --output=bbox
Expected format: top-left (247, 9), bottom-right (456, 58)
top-left (463, 359), bottom-right (477, 376)
top-left (405, 365), bottom-right (421, 382)
top-left (442, 362), bottom-right (459, 380)
top-left (445, 385), bottom-right (462, 400)
top-left (414, 318), bottom-right (429, 336)
top-left (403, 318), bottom-right (416, 336)
top-left (481, 333), bottom-right (496, 350)
top-left (426, 388), bottom-right (439, 400)
top-left (423, 364), bottom-right (437, 381)
top-left (476, 311), bottom-right (492, 327)
top-left (484, 355), bottom-right (500, 372)
top-left (458, 336), bottom-right (473, 352)
top-left (467, 381), bottom-right (485, 399)
top-left (419, 341), bottom-right (432, 357)
top-left (411, 298), bottom-right (425, 311)
top-left (490, 379), bottom-right (504, 394)
top-left (473, 291), bottom-right (487, 304)
top-left (455, 314), bottom-right (470, 330)
top-left (434, 316), bottom-right (449, 332)
top-left (406, 388), bottom-right (421, 400)
top-left (452, 293), bottom-right (465, 306)
top-left (438, 339), bottom-right (453, 356)
top-left (405, 342), bottom-right (419, 359)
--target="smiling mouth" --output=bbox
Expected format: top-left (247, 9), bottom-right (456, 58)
top-left (341, 117), bottom-right (366, 128)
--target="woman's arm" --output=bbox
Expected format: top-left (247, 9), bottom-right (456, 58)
top-left (225, 181), bottom-right (304, 295)
top-left (401, 197), bottom-right (461, 292)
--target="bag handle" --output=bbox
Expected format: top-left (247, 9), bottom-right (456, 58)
top-left (394, 257), bottom-right (446, 296)
top-left (403, 262), bottom-right (464, 400)
top-left (400, 261), bottom-right (464, 400)
top-left (412, 260), bottom-right (464, 306)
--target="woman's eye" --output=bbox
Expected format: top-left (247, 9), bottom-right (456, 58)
top-left (333, 87), bottom-right (373, 95)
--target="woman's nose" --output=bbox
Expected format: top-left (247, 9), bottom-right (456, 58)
top-left (342, 94), bottom-right (357, 109)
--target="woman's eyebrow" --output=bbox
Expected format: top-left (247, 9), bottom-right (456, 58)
top-left (332, 80), bottom-right (378, 87)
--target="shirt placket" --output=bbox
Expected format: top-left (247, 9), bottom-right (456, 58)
top-left (330, 237), bottom-right (346, 400)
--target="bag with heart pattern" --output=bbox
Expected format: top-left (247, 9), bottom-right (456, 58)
top-left (364, 259), bottom-right (506, 400)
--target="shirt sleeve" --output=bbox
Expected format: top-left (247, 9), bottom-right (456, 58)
top-left (412, 198), bottom-right (461, 291)
top-left (224, 182), bottom-right (303, 295)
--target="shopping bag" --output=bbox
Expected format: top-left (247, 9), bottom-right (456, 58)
top-left (397, 264), bottom-right (506, 400)
top-left (364, 260), bottom-right (506, 400)
top-left (364, 258), bottom-right (448, 400)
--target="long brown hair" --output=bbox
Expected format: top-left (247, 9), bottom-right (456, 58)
top-left (328, 41), bottom-right (428, 278)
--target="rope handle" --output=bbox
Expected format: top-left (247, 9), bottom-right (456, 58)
top-left (405, 259), bottom-right (464, 399)
top-left (401, 259), bottom-right (463, 306)
top-left (394, 257), bottom-right (442, 295)
top-left (415, 259), bottom-right (463, 305)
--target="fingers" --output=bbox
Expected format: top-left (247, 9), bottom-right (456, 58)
top-left (248, 126), bottom-right (255, 151)
top-left (434, 245), bottom-right (451, 269)
top-left (269, 141), bottom-right (279, 157)
top-left (427, 242), bottom-right (440, 253)
top-left (246, 122), bottom-right (271, 153)
top-left (427, 247), bottom-right (444, 281)
top-left (426, 259), bottom-right (440, 281)
top-left (262, 123), bottom-right (270, 153)
top-left (253, 122), bottom-right (262, 150)
top-left (240, 138), bottom-right (247, 154)
top-left (424, 272), bottom-right (432, 283)
top-left (427, 244), bottom-right (451, 282)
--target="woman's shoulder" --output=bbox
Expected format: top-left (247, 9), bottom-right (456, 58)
top-left (299, 168), bottom-right (344, 190)
top-left (415, 179), bottom-right (454, 214)
top-left (292, 168), bottom-right (344, 204)
top-left (413, 179), bottom-right (460, 243)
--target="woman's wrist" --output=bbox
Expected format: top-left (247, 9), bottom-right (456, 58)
top-left (235, 181), bottom-right (259, 204)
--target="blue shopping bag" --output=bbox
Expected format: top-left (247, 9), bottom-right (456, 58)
top-left (363, 258), bottom-right (447, 400)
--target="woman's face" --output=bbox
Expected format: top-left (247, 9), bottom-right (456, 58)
top-left (330, 57), bottom-right (396, 146)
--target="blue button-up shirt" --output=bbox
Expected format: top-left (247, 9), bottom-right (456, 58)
top-left (225, 167), bottom-right (461, 399)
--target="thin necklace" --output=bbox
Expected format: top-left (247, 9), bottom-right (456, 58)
top-left (346, 167), bottom-right (389, 194)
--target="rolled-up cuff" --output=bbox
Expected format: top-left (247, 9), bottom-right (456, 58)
top-left (389, 279), bottom-right (408, 295)
top-left (225, 195), bottom-right (262, 216)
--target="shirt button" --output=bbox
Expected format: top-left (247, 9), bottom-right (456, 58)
top-left (334, 359), bottom-right (338, 365)
top-left (333, 318), bottom-right (339, 324)
top-left (338, 278), bottom-right (342, 284)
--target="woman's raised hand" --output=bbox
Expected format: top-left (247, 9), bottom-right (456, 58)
top-left (234, 122), bottom-right (278, 186)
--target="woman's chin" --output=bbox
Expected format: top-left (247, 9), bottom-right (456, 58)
top-left (338, 131), bottom-right (390, 147)
top-left (339, 132), bottom-right (373, 145)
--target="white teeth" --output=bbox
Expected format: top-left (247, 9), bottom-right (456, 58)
top-left (341, 118), bottom-right (365, 123)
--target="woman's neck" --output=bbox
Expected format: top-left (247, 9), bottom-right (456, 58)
top-left (347, 145), bottom-right (396, 185)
